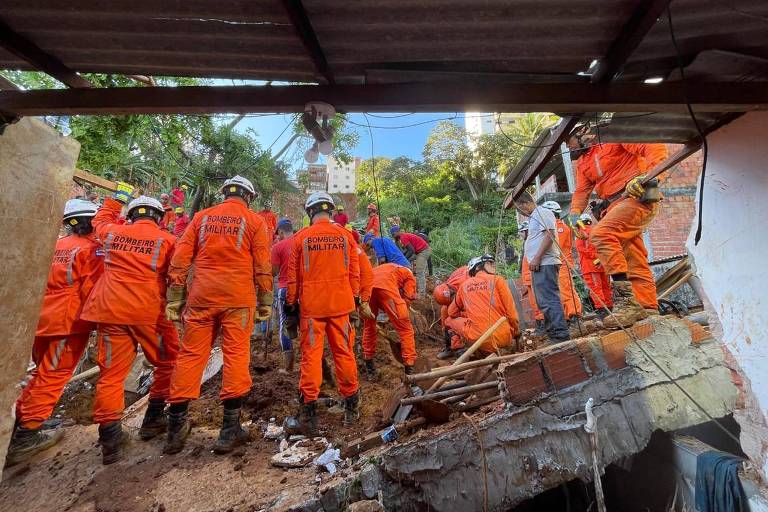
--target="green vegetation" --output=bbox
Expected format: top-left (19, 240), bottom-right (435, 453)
top-left (357, 115), bottom-right (557, 276)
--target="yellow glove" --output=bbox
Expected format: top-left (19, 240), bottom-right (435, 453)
top-left (358, 301), bottom-right (375, 320)
top-left (593, 258), bottom-right (601, 267)
top-left (625, 175), bottom-right (646, 199)
top-left (165, 285), bottom-right (186, 321)
top-left (113, 181), bottom-right (135, 204)
top-left (255, 290), bottom-right (273, 321)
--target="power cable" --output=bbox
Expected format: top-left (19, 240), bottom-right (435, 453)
top-left (667, 7), bottom-right (709, 245)
top-left (348, 113), bottom-right (460, 130)
top-left (265, 114), bottom-right (299, 153)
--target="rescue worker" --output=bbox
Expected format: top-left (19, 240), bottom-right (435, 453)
top-left (164, 175), bottom-right (272, 455)
top-left (362, 233), bottom-right (410, 268)
top-left (80, 190), bottom-right (179, 464)
top-left (170, 183), bottom-right (187, 207)
top-left (271, 218), bottom-right (297, 372)
top-left (172, 207), bottom-right (189, 237)
top-left (446, 255), bottom-right (520, 355)
top-left (542, 201), bottom-right (583, 324)
top-left (566, 128), bottom-right (667, 328)
top-left (514, 192), bottom-right (570, 343)
top-left (346, 224), bottom-right (361, 244)
top-left (390, 226), bottom-right (432, 297)
top-left (159, 193), bottom-right (174, 231)
top-left (257, 199), bottom-right (278, 241)
top-left (332, 204), bottom-right (349, 226)
top-left (518, 222), bottom-right (545, 335)
top-left (432, 265), bottom-right (469, 359)
top-left (365, 203), bottom-right (380, 237)
top-left (574, 214), bottom-right (613, 317)
top-left (284, 192), bottom-right (362, 435)
top-left (7, 200), bottom-right (104, 466)
top-left (361, 263), bottom-right (418, 379)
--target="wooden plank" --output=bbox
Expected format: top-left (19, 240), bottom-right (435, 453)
top-left (73, 168), bottom-right (119, 192)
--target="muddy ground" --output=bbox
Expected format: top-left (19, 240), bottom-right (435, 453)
top-left (0, 295), bottom-right (450, 512)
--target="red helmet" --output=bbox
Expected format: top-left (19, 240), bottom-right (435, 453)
top-left (433, 283), bottom-right (453, 306)
top-left (367, 203), bottom-right (377, 211)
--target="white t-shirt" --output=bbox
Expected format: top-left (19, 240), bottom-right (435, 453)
top-left (524, 206), bottom-right (561, 266)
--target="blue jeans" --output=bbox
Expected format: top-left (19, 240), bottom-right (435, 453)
top-left (276, 288), bottom-right (297, 351)
top-left (532, 264), bottom-right (569, 341)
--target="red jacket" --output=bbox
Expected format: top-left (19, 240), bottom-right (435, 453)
top-left (37, 234), bottom-right (103, 336)
top-left (572, 143), bottom-right (668, 212)
top-left (286, 218), bottom-right (360, 318)
top-left (172, 214), bottom-right (190, 237)
top-left (332, 212), bottom-right (349, 226)
top-left (169, 197), bottom-right (272, 308)
top-left (575, 225), bottom-right (601, 274)
top-left (81, 198), bottom-right (176, 325)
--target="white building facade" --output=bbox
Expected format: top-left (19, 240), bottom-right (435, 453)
top-left (326, 156), bottom-right (360, 194)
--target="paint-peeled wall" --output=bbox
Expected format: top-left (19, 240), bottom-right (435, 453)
top-left (686, 112), bottom-right (768, 481)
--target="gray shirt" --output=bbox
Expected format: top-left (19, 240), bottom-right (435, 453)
top-left (524, 206), bottom-right (561, 266)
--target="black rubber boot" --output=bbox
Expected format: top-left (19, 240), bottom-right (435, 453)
top-left (436, 330), bottom-right (454, 360)
top-left (403, 365), bottom-right (414, 375)
top-left (163, 402), bottom-right (191, 455)
top-left (98, 421), bottom-right (128, 465)
top-left (5, 426), bottom-right (64, 467)
top-left (139, 398), bottom-right (167, 440)
top-left (343, 392), bottom-right (360, 427)
top-left (284, 400), bottom-right (318, 437)
top-left (364, 359), bottom-right (379, 382)
top-left (213, 398), bottom-right (250, 454)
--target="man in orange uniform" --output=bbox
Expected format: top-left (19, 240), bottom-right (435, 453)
top-left (433, 265), bottom-right (470, 359)
top-left (518, 222), bottom-right (545, 334)
top-left (7, 200), bottom-right (103, 465)
top-left (446, 255), bottom-right (520, 355)
top-left (574, 214), bottom-right (613, 316)
top-left (361, 263), bottom-right (417, 379)
top-left (542, 201), bottom-right (583, 323)
top-left (163, 175), bottom-right (272, 455)
top-left (80, 190), bottom-right (179, 464)
top-left (284, 191), bottom-right (361, 434)
top-left (257, 199), bottom-right (278, 241)
top-left (159, 193), bottom-right (175, 232)
top-left (365, 203), bottom-right (380, 237)
top-left (566, 129), bottom-right (668, 328)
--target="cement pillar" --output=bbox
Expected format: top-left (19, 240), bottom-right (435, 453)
top-left (0, 118), bottom-right (80, 471)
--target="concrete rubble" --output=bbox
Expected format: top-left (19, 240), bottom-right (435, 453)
top-left (289, 316), bottom-right (738, 512)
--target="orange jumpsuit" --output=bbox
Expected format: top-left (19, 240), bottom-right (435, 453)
top-left (572, 143), bottom-right (668, 309)
top-left (257, 209), bottom-right (278, 241)
top-left (434, 266), bottom-right (470, 351)
top-left (168, 197), bottom-right (272, 402)
top-left (365, 213), bottom-right (380, 237)
top-left (520, 255), bottom-right (543, 322)
top-left (80, 198), bottom-right (179, 424)
top-left (15, 234), bottom-right (103, 429)
top-left (287, 218), bottom-right (360, 403)
top-left (575, 225), bottom-right (613, 309)
top-left (362, 264), bottom-right (417, 365)
top-left (446, 272), bottom-right (520, 355)
top-left (556, 219), bottom-right (583, 319)
top-left (358, 245), bottom-right (374, 303)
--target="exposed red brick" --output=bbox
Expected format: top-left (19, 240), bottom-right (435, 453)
top-left (543, 348), bottom-right (591, 390)
top-left (599, 330), bottom-right (632, 369)
top-left (681, 318), bottom-right (713, 344)
top-left (575, 338), bottom-right (598, 374)
top-left (632, 322), bottom-right (655, 340)
top-left (504, 356), bottom-right (551, 406)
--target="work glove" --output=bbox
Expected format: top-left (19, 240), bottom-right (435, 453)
top-left (565, 213), bottom-right (588, 239)
top-left (165, 285), bottom-right (186, 322)
top-left (113, 181), bottom-right (135, 204)
top-left (358, 301), bottom-right (375, 320)
top-left (625, 175), bottom-right (646, 199)
top-left (255, 290), bottom-right (273, 322)
top-left (593, 258), bottom-right (601, 267)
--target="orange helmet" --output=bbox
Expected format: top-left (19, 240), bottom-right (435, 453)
top-left (433, 283), bottom-right (453, 306)
top-left (367, 203), bottom-right (377, 211)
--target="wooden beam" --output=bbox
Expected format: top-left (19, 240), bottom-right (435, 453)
top-left (73, 168), bottom-right (119, 192)
top-left (1, 83), bottom-right (768, 117)
top-left (0, 74), bottom-right (20, 91)
top-left (281, 0), bottom-right (335, 85)
top-left (503, 116), bottom-right (582, 207)
top-left (0, 19), bottom-right (92, 89)
top-left (591, 0), bottom-right (673, 83)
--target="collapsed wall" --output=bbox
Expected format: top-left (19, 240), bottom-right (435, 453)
top-left (305, 317), bottom-right (738, 512)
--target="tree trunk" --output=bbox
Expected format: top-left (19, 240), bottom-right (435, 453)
top-left (463, 174), bottom-right (479, 201)
top-left (190, 186), bottom-right (206, 218)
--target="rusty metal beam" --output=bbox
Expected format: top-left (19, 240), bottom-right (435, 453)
top-left (2, 82), bottom-right (768, 117)
top-left (591, 0), bottom-right (672, 83)
top-left (281, 0), bottom-right (334, 85)
top-left (0, 19), bottom-right (92, 89)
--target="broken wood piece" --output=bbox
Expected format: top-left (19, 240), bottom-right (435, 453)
top-left (401, 381), bottom-right (499, 406)
top-left (658, 271), bottom-right (694, 300)
top-left (341, 417), bottom-right (426, 458)
top-left (653, 256), bottom-right (689, 288)
top-left (426, 317), bottom-right (507, 393)
top-left (68, 365), bottom-right (99, 383)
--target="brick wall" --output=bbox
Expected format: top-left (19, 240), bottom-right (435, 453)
top-left (646, 145), bottom-right (702, 259)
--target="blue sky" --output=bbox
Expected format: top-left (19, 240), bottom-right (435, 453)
top-left (237, 112), bottom-right (463, 174)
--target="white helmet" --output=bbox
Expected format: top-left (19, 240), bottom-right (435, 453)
top-left (221, 175), bottom-right (256, 196)
top-left (127, 195), bottom-right (164, 220)
top-left (541, 200), bottom-right (562, 215)
top-left (579, 213), bottom-right (592, 223)
top-left (63, 199), bottom-right (98, 221)
top-left (467, 254), bottom-right (495, 276)
top-left (304, 191), bottom-right (335, 213)
top-left (519, 220), bottom-right (529, 232)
